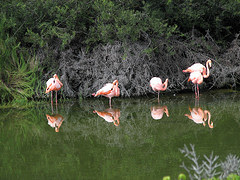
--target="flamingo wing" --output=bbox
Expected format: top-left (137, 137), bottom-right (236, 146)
top-left (183, 63), bottom-right (205, 73)
top-left (46, 78), bottom-right (55, 93)
top-left (150, 77), bottom-right (164, 91)
top-left (94, 83), bottom-right (113, 97)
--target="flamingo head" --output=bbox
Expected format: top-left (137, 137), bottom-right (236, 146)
top-left (163, 106), bottom-right (169, 117)
top-left (207, 60), bottom-right (212, 68)
top-left (165, 78), bottom-right (169, 84)
top-left (45, 84), bottom-right (53, 93)
top-left (113, 80), bottom-right (119, 86)
top-left (53, 74), bottom-right (58, 79)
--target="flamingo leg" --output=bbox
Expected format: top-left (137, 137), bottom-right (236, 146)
top-left (51, 91), bottom-right (53, 104)
top-left (109, 98), bottom-right (112, 108)
top-left (197, 84), bottom-right (199, 99)
top-left (158, 91), bottom-right (160, 103)
top-left (56, 91), bottom-right (58, 106)
top-left (194, 84), bottom-right (197, 98)
top-left (56, 102), bottom-right (58, 113)
top-left (51, 102), bottom-right (53, 114)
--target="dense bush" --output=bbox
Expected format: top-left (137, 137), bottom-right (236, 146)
top-left (0, 0), bottom-right (240, 102)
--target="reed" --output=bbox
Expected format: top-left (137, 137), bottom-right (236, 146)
top-left (0, 15), bottom-right (38, 104)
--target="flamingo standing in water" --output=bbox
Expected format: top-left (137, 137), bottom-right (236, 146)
top-left (150, 77), bottom-right (168, 102)
top-left (183, 59), bottom-right (212, 78)
top-left (46, 74), bottom-right (63, 104)
top-left (183, 60), bottom-right (212, 98)
top-left (92, 80), bottom-right (120, 107)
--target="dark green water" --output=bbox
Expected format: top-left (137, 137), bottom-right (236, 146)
top-left (1, 91), bottom-right (240, 179)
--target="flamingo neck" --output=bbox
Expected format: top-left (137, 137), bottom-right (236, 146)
top-left (204, 110), bottom-right (213, 128)
top-left (113, 80), bottom-right (118, 86)
top-left (203, 60), bottom-right (211, 78)
top-left (161, 79), bottom-right (168, 91)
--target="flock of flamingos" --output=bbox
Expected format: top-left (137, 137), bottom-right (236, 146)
top-left (45, 59), bottom-right (213, 132)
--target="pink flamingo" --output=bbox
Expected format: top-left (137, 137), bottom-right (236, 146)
top-left (150, 105), bottom-right (169, 120)
top-left (150, 77), bottom-right (168, 102)
top-left (46, 74), bottom-right (63, 104)
top-left (92, 80), bottom-right (120, 107)
top-left (188, 71), bottom-right (203, 98)
top-left (184, 107), bottom-right (213, 128)
top-left (183, 59), bottom-right (212, 78)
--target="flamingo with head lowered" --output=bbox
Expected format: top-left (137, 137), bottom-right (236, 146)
top-left (92, 80), bottom-right (120, 107)
top-left (46, 74), bottom-right (63, 104)
top-left (150, 77), bottom-right (168, 102)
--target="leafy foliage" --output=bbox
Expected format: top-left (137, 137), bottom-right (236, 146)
top-left (0, 0), bottom-right (240, 102)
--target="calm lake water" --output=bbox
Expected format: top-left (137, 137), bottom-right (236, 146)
top-left (1, 90), bottom-right (240, 179)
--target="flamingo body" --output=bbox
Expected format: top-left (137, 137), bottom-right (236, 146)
top-left (93, 80), bottom-right (120, 107)
top-left (188, 71), bottom-right (203, 85)
top-left (150, 77), bottom-right (168, 92)
top-left (188, 71), bottom-right (203, 98)
top-left (46, 74), bottom-right (63, 104)
top-left (183, 60), bottom-right (212, 78)
top-left (183, 63), bottom-right (205, 73)
top-left (150, 77), bottom-right (168, 102)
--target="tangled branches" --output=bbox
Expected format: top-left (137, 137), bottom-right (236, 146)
top-left (40, 32), bottom-right (240, 98)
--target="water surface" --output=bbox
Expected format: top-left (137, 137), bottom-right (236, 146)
top-left (1, 91), bottom-right (240, 179)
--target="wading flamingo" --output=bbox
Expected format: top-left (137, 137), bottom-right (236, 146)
top-left (150, 105), bottom-right (169, 120)
top-left (183, 59), bottom-right (212, 78)
top-left (46, 114), bottom-right (64, 132)
top-left (46, 74), bottom-right (63, 104)
top-left (93, 108), bottom-right (120, 126)
top-left (92, 80), bottom-right (120, 107)
top-left (188, 71), bottom-right (203, 99)
top-left (184, 107), bottom-right (213, 128)
top-left (150, 77), bottom-right (168, 102)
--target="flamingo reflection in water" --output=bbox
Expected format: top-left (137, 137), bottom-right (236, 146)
top-left (46, 103), bottom-right (64, 132)
top-left (93, 108), bottom-right (120, 126)
top-left (150, 105), bottom-right (169, 120)
top-left (46, 114), bottom-right (64, 132)
top-left (184, 107), bottom-right (213, 128)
